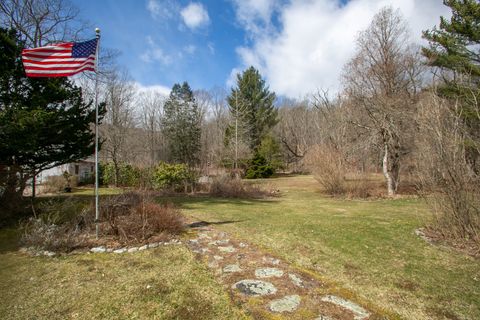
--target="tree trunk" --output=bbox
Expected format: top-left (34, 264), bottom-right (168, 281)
top-left (382, 143), bottom-right (400, 196)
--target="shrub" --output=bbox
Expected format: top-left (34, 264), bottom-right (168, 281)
top-left (20, 192), bottom-right (185, 251)
top-left (208, 174), bottom-right (268, 198)
top-left (102, 162), bottom-right (143, 187)
top-left (245, 153), bottom-right (274, 179)
top-left (416, 95), bottom-right (480, 246)
top-left (20, 198), bottom-right (89, 251)
top-left (304, 144), bottom-right (347, 195)
top-left (98, 191), bottom-right (184, 242)
top-left (152, 162), bottom-right (196, 192)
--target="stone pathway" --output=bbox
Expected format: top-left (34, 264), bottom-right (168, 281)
top-left (187, 225), bottom-right (377, 320)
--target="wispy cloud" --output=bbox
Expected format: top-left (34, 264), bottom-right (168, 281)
top-left (184, 44), bottom-right (197, 55)
top-left (140, 36), bottom-right (172, 65)
top-left (180, 2), bottom-right (210, 30)
top-left (146, 0), bottom-right (178, 20)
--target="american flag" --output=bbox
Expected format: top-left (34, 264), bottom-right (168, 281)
top-left (21, 38), bottom-right (98, 77)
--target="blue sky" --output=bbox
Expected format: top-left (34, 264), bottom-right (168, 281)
top-left (73, 0), bottom-right (246, 92)
top-left (72, 0), bottom-right (450, 98)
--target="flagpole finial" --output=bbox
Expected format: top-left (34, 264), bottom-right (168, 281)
top-left (95, 28), bottom-right (100, 38)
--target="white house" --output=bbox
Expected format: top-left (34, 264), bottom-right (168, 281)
top-left (36, 157), bottom-right (95, 184)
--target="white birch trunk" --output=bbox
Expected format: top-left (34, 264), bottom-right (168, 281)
top-left (383, 143), bottom-right (395, 196)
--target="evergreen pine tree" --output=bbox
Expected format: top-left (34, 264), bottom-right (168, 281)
top-left (162, 82), bottom-right (201, 166)
top-left (227, 66), bottom-right (277, 152)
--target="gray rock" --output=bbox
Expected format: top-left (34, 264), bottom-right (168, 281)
top-left (113, 248), bottom-right (127, 254)
top-left (255, 267), bottom-right (284, 278)
top-left (262, 257), bottom-right (280, 265)
top-left (239, 242), bottom-right (247, 248)
top-left (148, 242), bottom-right (159, 248)
top-left (188, 239), bottom-right (199, 245)
top-left (218, 246), bottom-right (236, 253)
top-left (232, 279), bottom-right (277, 296)
top-left (90, 246), bottom-right (106, 253)
top-left (138, 245), bottom-right (148, 251)
top-left (269, 295), bottom-right (301, 313)
top-left (209, 239), bottom-right (230, 246)
top-left (218, 232), bottom-right (227, 238)
top-left (44, 251), bottom-right (56, 257)
top-left (223, 264), bottom-right (242, 273)
top-left (213, 255), bottom-right (224, 260)
top-left (288, 273), bottom-right (304, 288)
top-left (127, 247), bottom-right (139, 253)
top-left (320, 295), bottom-right (370, 320)
top-left (106, 248), bottom-right (114, 253)
top-left (315, 316), bottom-right (333, 320)
top-left (198, 233), bottom-right (211, 239)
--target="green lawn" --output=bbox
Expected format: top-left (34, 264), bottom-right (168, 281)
top-left (0, 229), bottom-right (248, 320)
top-left (160, 175), bottom-right (480, 320)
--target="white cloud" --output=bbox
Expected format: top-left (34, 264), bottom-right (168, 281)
top-left (226, 67), bottom-right (241, 89)
top-left (134, 82), bottom-right (171, 97)
top-left (184, 44), bottom-right (197, 54)
top-left (230, 0), bottom-right (451, 98)
top-left (180, 2), bottom-right (210, 30)
top-left (147, 0), bottom-right (178, 20)
top-left (230, 0), bottom-right (278, 35)
top-left (140, 36), bottom-right (172, 65)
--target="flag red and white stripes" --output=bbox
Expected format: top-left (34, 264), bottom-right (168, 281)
top-left (21, 38), bottom-right (98, 77)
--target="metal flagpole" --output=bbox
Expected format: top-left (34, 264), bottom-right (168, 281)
top-left (94, 28), bottom-right (101, 239)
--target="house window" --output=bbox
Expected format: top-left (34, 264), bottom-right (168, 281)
top-left (91, 166), bottom-right (94, 172)
top-left (75, 165), bottom-right (79, 175)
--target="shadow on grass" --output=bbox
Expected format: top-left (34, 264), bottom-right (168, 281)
top-left (186, 220), bottom-right (246, 228)
top-left (156, 194), bottom-right (276, 208)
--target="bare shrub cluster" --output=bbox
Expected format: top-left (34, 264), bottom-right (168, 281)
top-left (304, 144), bottom-right (347, 195)
top-left (208, 174), bottom-right (270, 198)
top-left (100, 191), bottom-right (184, 243)
top-left (416, 94), bottom-right (480, 247)
top-left (21, 199), bottom-right (89, 251)
top-left (21, 192), bottom-right (184, 251)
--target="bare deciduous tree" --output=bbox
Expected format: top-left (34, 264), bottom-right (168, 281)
top-left (100, 70), bottom-right (135, 186)
top-left (0, 0), bottom-right (89, 47)
top-left (342, 7), bottom-right (423, 196)
top-left (137, 91), bottom-right (165, 166)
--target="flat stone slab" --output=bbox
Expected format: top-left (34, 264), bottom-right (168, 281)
top-left (269, 295), bottom-right (301, 313)
top-left (262, 256), bottom-right (280, 265)
top-left (321, 295), bottom-right (370, 320)
top-left (288, 273), bottom-right (304, 287)
top-left (209, 239), bottom-right (230, 246)
top-left (255, 267), bottom-right (284, 278)
top-left (113, 248), bottom-right (127, 254)
top-left (232, 279), bottom-right (277, 296)
top-left (218, 246), bottom-right (236, 253)
top-left (90, 246), bottom-right (106, 253)
top-left (223, 264), bottom-right (242, 273)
